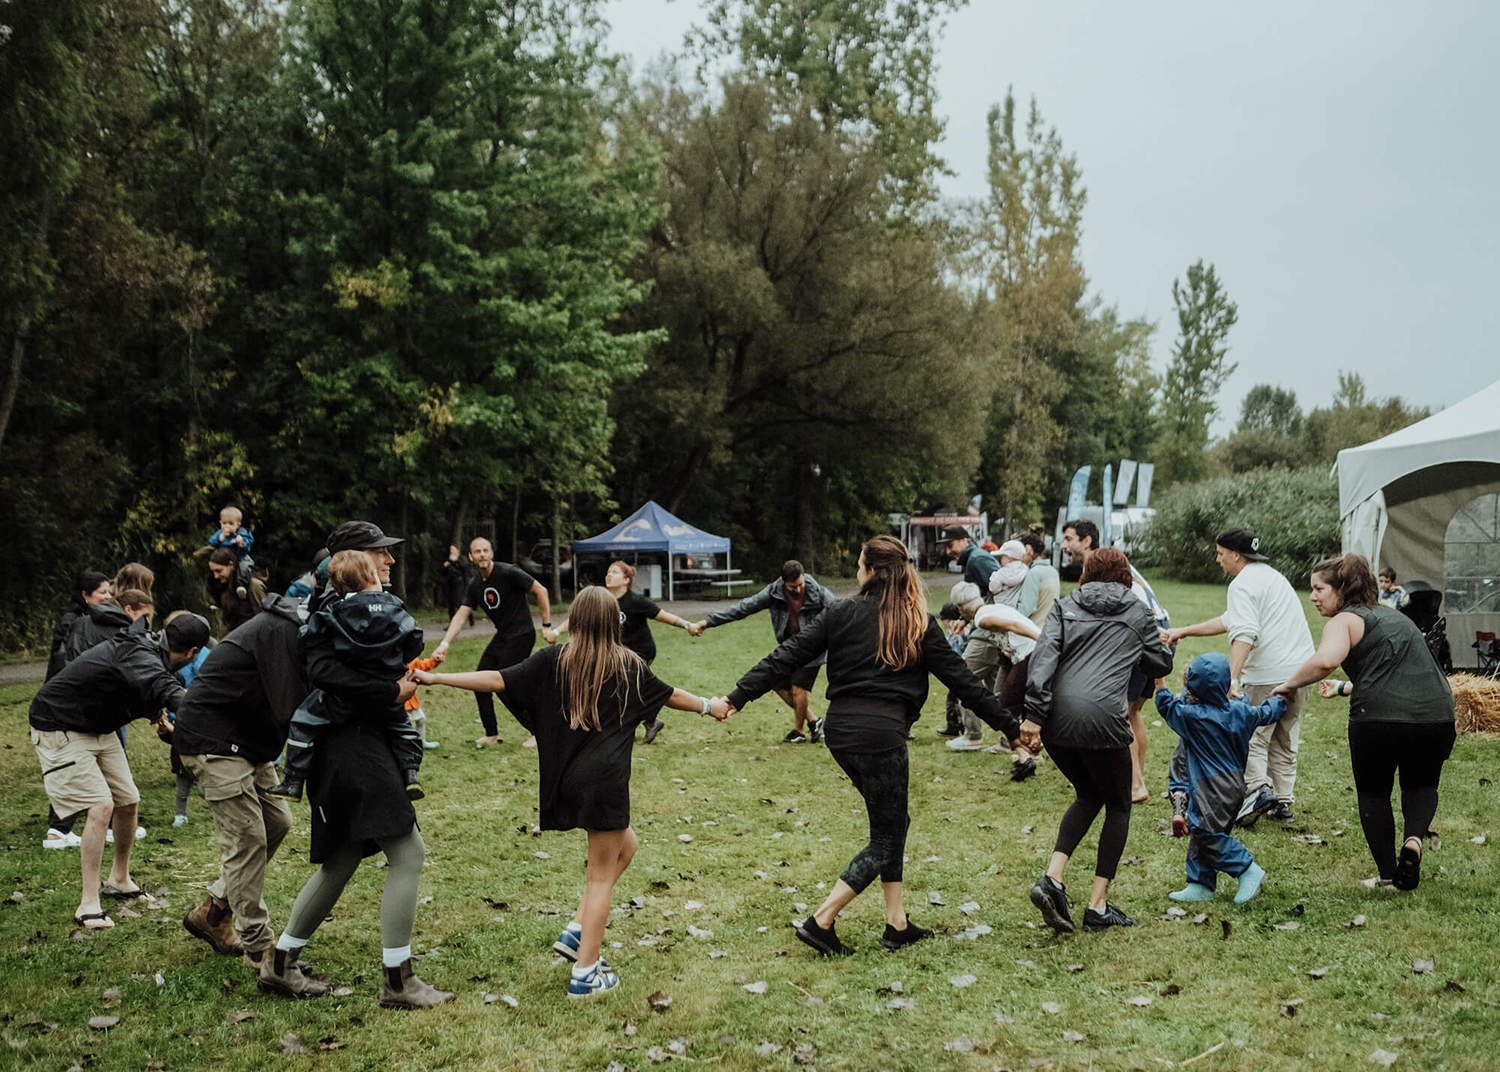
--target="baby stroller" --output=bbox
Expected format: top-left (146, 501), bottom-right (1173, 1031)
top-left (1399, 581), bottom-right (1452, 674)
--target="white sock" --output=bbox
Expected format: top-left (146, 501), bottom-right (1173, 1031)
top-left (564, 921), bottom-right (582, 935)
top-left (572, 959), bottom-right (598, 977)
top-left (383, 945), bottom-right (412, 968)
top-left (276, 933), bottom-right (308, 953)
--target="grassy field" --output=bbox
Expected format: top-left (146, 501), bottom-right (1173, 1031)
top-left (1, 575), bottom-right (1496, 1071)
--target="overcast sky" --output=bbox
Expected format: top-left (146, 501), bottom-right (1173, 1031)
top-left (603, 1), bottom-right (1497, 434)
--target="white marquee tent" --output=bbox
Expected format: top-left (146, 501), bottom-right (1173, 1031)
top-left (1338, 377), bottom-right (1500, 667)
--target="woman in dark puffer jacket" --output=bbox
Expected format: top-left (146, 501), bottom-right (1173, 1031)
top-left (1019, 548), bottom-right (1174, 934)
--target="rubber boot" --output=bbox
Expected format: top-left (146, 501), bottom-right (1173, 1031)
top-left (183, 896), bottom-right (243, 955)
top-left (378, 959), bottom-right (455, 1009)
top-left (258, 947), bottom-right (330, 998)
top-left (267, 777), bottom-right (304, 801)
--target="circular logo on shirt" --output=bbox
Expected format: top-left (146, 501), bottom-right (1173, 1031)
top-left (620, 610), bottom-right (628, 627)
top-left (483, 587), bottom-right (501, 610)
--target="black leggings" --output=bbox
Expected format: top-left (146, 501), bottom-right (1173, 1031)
top-left (476, 632), bottom-right (535, 737)
top-left (1349, 721), bottom-right (1455, 880)
top-left (829, 744), bottom-right (910, 893)
top-left (1047, 744), bottom-right (1133, 880)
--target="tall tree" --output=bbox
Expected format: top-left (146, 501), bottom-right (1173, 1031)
top-left (1300, 371), bottom-right (1429, 464)
top-left (1152, 259), bottom-right (1238, 486)
top-left (1237, 383), bottom-right (1302, 435)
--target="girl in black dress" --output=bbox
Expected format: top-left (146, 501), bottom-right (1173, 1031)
top-left (416, 585), bottom-right (729, 997)
top-left (553, 560), bottom-right (695, 743)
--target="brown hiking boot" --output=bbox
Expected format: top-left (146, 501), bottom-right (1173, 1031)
top-left (183, 896), bottom-right (243, 955)
top-left (258, 947), bottom-right (330, 998)
top-left (378, 959), bottom-right (455, 1009)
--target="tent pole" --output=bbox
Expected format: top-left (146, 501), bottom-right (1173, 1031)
top-left (668, 544), bottom-right (673, 602)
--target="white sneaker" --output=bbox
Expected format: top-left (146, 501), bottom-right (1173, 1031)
top-left (423, 740), bottom-right (441, 750)
top-left (103, 827), bottom-right (148, 844)
top-left (946, 736), bottom-right (984, 751)
top-left (172, 814), bottom-right (188, 827)
top-left (42, 829), bottom-right (80, 849)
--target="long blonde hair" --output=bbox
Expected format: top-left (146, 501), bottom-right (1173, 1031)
top-left (861, 534), bottom-right (926, 670)
top-left (557, 585), bottom-right (646, 731)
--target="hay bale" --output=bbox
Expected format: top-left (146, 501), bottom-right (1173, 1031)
top-left (1450, 673), bottom-right (1500, 734)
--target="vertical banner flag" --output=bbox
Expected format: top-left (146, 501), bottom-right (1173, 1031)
top-left (1115, 459), bottom-right (1138, 505)
top-left (1067, 466), bottom-right (1091, 523)
top-left (1136, 463), bottom-right (1156, 508)
top-left (1101, 465), bottom-right (1114, 548)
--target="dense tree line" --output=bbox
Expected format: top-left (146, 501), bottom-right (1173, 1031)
top-left (0, 1), bottom-right (1424, 649)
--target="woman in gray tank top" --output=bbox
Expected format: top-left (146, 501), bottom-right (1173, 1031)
top-left (1275, 555), bottom-right (1454, 891)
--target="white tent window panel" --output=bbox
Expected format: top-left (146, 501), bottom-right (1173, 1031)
top-left (1443, 493), bottom-right (1500, 616)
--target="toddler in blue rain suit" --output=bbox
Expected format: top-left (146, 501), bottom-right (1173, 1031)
top-left (1155, 652), bottom-right (1286, 904)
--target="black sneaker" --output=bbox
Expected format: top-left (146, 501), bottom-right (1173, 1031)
top-left (1082, 903), bottom-right (1136, 932)
top-left (937, 726), bottom-right (962, 738)
top-left (1011, 757), bottom-right (1038, 782)
top-left (1028, 874), bottom-right (1074, 934)
top-left (643, 719), bottom-right (665, 745)
top-left (267, 778), bottom-right (304, 801)
top-left (1268, 802), bottom-right (1294, 824)
top-left (1392, 838), bottom-right (1422, 891)
top-left (794, 916), bottom-right (851, 956)
top-left (1235, 787), bottom-right (1279, 829)
top-left (808, 718), bottom-right (825, 744)
top-left (782, 730), bottom-right (808, 744)
top-left (880, 918), bottom-right (932, 950)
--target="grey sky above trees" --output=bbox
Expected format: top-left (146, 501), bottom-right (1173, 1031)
top-left (605, 0), bottom-right (1498, 431)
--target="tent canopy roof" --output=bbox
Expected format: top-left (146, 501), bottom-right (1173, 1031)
top-left (1337, 378), bottom-right (1500, 516)
top-left (572, 500), bottom-right (730, 555)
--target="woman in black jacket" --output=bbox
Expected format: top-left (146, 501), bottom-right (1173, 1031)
top-left (727, 534), bottom-right (1016, 956)
top-left (1020, 548), bottom-right (1174, 934)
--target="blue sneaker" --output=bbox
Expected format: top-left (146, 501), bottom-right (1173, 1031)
top-left (553, 927), bottom-right (582, 961)
top-left (1168, 882), bottom-right (1216, 902)
top-left (1233, 863), bottom-right (1267, 904)
top-left (568, 962), bottom-right (620, 998)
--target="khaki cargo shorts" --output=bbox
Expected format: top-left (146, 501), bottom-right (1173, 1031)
top-left (31, 729), bottom-right (140, 817)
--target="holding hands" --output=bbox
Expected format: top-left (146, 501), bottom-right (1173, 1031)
top-left (687, 620), bottom-right (708, 637)
top-left (707, 697), bottom-right (734, 722)
top-left (1017, 719), bottom-right (1043, 755)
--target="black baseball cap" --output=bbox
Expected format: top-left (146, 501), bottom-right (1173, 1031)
top-left (326, 521), bottom-right (403, 554)
top-left (938, 602), bottom-right (960, 620)
top-left (939, 525), bottom-right (972, 542)
top-left (1216, 527), bottom-right (1269, 563)
top-left (165, 613), bottom-right (211, 653)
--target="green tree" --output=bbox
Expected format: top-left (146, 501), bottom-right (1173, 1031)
top-left (1152, 260), bottom-right (1238, 486)
top-left (1301, 371), bottom-right (1429, 464)
top-left (1238, 383), bottom-right (1302, 435)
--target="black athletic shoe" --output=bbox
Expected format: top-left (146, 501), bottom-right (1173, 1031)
top-left (783, 730), bottom-right (808, 744)
top-left (1028, 874), bottom-right (1074, 934)
top-left (795, 916), bottom-right (851, 956)
top-left (267, 778), bottom-right (304, 801)
top-left (880, 918), bottom-right (932, 950)
top-left (809, 718), bottom-right (826, 744)
top-left (1392, 839), bottom-right (1422, 891)
top-left (1011, 757), bottom-right (1038, 782)
top-left (1082, 903), bottom-right (1136, 933)
top-left (1268, 802), bottom-right (1294, 824)
top-left (1235, 786), bottom-right (1279, 829)
top-left (643, 719), bottom-right (665, 745)
top-left (937, 726), bottom-right (963, 738)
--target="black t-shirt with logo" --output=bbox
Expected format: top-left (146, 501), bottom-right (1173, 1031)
top-left (617, 589), bottom-right (663, 663)
top-left (464, 563), bottom-right (536, 637)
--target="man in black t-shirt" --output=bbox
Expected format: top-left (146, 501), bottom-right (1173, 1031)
top-left (432, 536), bottom-right (556, 744)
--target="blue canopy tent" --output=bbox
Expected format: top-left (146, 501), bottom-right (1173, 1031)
top-left (571, 501), bottom-right (732, 601)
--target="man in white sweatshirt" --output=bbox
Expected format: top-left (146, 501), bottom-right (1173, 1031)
top-left (1163, 528), bottom-right (1315, 826)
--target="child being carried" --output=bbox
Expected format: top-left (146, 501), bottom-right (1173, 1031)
top-left (1155, 652), bottom-right (1287, 904)
top-left (271, 551), bottom-right (427, 802)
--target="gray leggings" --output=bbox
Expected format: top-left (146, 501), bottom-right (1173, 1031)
top-left (284, 828), bottom-right (425, 948)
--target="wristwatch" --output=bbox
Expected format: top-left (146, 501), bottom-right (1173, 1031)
top-left (699, 696), bottom-right (712, 716)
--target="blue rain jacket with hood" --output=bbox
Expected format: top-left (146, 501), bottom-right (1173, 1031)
top-left (1155, 652), bottom-right (1286, 832)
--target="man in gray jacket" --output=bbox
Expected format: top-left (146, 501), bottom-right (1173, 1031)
top-left (691, 560), bottom-right (836, 742)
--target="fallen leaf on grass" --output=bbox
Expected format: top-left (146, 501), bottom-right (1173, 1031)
top-left (1281, 999), bottom-right (1304, 1018)
top-left (928, 891), bottom-right (945, 905)
top-left (793, 1042), bottom-right (819, 1065)
top-left (959, 901), bottom-right (980, 915)
top-left (648, 990), bottom-right (673, 1011)
top-left (22, 1021), bottom-right (59, 1034)
top-left (717, 1035), bottom-right (736, 1046)
top-left (754, 1042), bottom-right (783, 1056)
top-left (686, 925), bottom-right (713, 939)
top-left (1124, 995), bottom-right (1152, 1007)
top-left (279, 1034), bottom-right (307, 1054)
top-left (605, 1064), bottom-right (627, 1072)
top-left (994, 1011), bottom-right (1014, 1025)
top-left (1445, 979), bottom-right (1466, 992)
top-left (1191, 913), bottom-right (1209, 925)
top-left (1041, 1002), bottom-right (1062, 1015)
top-left (1308, 967), bottom-right (1331, 979)
top-left (1470, 832), bottom-right (1487, 845)
top-left (887, 997), bottom-right (916, 1010)
top-left (318, 1038), bottom-right (344, 1051)
top-left (88, 1016), bottom-right (119, 1031)
top-left (1067, 964), bottom-right (1084, 974)
top-left (1346, 915), bottom-right (1368, 929)
top-left (742, 981), bottom-right (768, 994)
top-left (944, 1038), bottom-right (975, 1052)
top-left (1413, 958), bottom-right (1434, 975)
top-left (1369, 1049), bottom-right (1399, 1066)
top-left (647, 1046), bottom-right (667, 1064)
top-left (708, 950), bottom-right (728, 959)
top-left (950, 974), bottom-right (977, 988)
top-left (533, 851), bottom-right (551, 859)
top-left (684, 900), bottom-right (703, 910)
top-left (1274, 921), bottom-right (1300, 931)
top-left (1063, 1030), bottom-right (1085, 1042)
top-left (881, 981), bottom-right (904, 994)
top-left (225, 1010), bottom-right (257, 1024)
top-left (668, 1038), bottom-right (691, 1055)
top-left (1165, 906), bottom-right (1187, 918)
top-left (100, 988), bottom-right (121, 1009)
top-left (678, 834), bottom-right (694, 843)
top-left (1161, 984), bottom-right (1181, 996)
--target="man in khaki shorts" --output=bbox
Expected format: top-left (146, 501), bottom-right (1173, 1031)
top-left (29, 614), bottom-right (208, 930)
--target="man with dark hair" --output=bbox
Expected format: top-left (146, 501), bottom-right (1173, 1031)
top-left (431, 535), bottom-right (555, 746)
top-left (1061, 518), bottom-right (1099, 572)
top-left (29, 614), bottom-right (207, 931)
top-left (941, 525), bottom-right (998, 590)
top-left (691, 560), bottom-right (837, 743)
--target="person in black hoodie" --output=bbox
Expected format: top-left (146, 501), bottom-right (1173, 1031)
top-left (29, 614), bottom-right (208, 931)
top-left (173, 591), bottom-right (319, 989)
top-left (727, 534), bottom-right (1017, 956)
top-left (1020, 548), bottom-right (1174, 935)
top-left (64, 588), bottom-right (155, 662)
top-left (46, 571), bottom-right (114, 680)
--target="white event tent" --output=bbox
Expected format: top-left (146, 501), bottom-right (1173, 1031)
top-left (1338, 377), bottom-right (1500, 667)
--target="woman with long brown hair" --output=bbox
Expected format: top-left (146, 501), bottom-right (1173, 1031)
top-left (1275, 554), bottom-right (1455, 890)
top-left (415, 585), bottom-right (729, 997)
top-left (725, 534), bottom-right (1016, 956)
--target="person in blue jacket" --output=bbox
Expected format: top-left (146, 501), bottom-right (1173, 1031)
top-left (1155, 652), bottom-right (1286, 904)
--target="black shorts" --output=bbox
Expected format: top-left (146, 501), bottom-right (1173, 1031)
top-left (1129, 652), bottom-right (1172, 702)
top-left (770, 662), bottom-right (821, 694)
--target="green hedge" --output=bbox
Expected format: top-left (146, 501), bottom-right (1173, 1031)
top-left (1139, 467), bottom-right (1340, 585)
